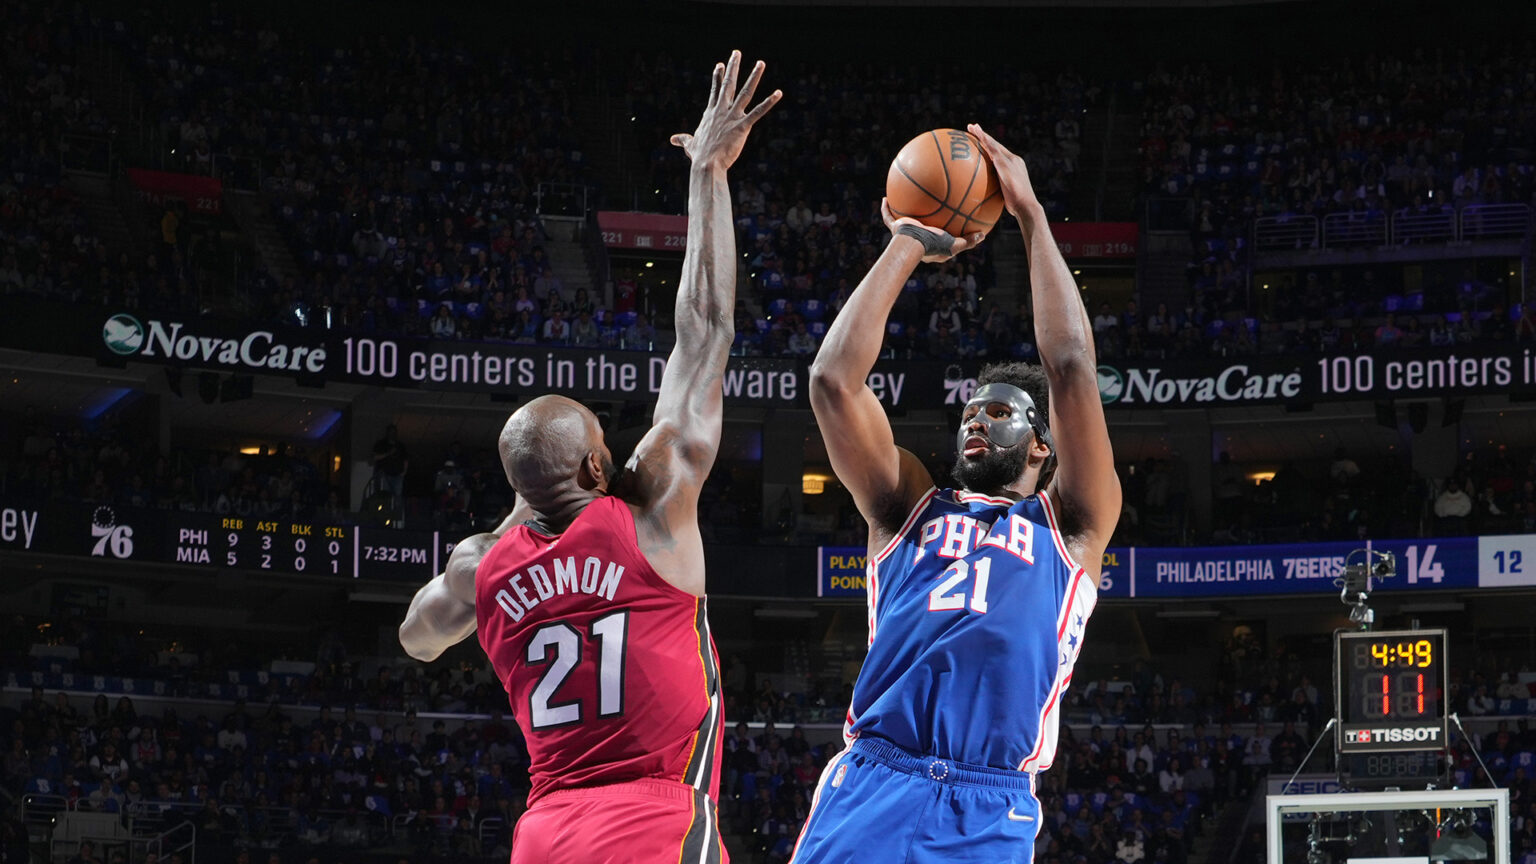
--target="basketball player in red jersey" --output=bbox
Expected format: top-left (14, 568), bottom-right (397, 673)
top-left (398, 51), bottom-right (779, 864)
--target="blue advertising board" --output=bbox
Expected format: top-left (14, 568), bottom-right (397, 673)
top-left (819, 535), bottom-right (1522, 599)
top-left (817, 547), bottom-right (870, 598)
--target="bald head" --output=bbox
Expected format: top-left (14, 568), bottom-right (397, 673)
top-left (498, 396), bottom-right (610, 504)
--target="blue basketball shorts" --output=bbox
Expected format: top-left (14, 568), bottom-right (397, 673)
top-left (790, 736), bottom-right (1041, 864)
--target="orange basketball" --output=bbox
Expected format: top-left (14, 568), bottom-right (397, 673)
top-left (886, 128), bottom-right (1005, 238)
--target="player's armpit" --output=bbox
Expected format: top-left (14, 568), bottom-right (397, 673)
top-left (398, 532), bottom-right (497, 661)
top-left (621, 422), bottom-right (709, 597)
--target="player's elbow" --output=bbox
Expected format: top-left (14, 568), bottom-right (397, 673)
top-left (809, 360), bottom-right (856, 410)
top-left (673, 300), bottom-right (734, 347)
top-left (1042, 353), bottom-right (1099, 390)
top-left (398, 619), bottom-right (442, 663)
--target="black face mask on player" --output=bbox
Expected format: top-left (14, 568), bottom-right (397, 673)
top-left (951, 383), bottom-right (1050, 494)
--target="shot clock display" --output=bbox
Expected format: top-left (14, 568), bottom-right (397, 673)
top-left (1334, 628), bottom-right (1448, 754)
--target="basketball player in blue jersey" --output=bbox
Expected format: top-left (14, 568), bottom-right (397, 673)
top-left (793, 124), bottom-right (1121, 863)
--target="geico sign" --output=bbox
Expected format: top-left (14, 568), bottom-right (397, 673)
top-left (1115, 365), bottom-right (1303, 405)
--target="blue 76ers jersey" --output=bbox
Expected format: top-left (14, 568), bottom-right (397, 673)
top-left (846, 487), bottom-right (1097, 774)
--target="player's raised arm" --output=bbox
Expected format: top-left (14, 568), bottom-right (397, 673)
top-left (623, 52), bottom-right (780, 593)
top-left (970, 124), bottom-right (1120, 553)
top-left (809, 203), bottom-right (982, 535)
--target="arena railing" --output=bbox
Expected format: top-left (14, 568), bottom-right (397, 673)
top-left (1390, 207), bottom-right (1457, 245)
top-left (139, 820), bottom-right (196, 864)
top-left (479, 817), bottom-right (506, 850)
top-left (1321, 211), bottom-right (1387, 247)
top-left (21, 792), bottom-right (68, 840)
top-left (1461, 203), bottom-right (1532, 241)
top-left (1251, 215), bottom-right (1318, 251)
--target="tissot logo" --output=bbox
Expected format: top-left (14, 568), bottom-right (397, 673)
top-left (98, 314), bottom-right (326, 372)
top-left (1346, 727), bottom-right (1440, 744)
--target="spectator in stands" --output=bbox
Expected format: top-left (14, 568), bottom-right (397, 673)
top-left (1329, 448), bottom-right (1361, 485)
top-left (89, 741), bottom-right (129, 783)
top-left (570, 309), bottom-right (601, 347)
top-left (1241, 722), bottom-right (1272, 786)
top-left (370, 425), bottom-right (409, 506)
top-left (786, 322), bottom-right (817, 356)
top-left (927, 296), bottom-right (963, 341)
top-left (1373, 312), bottom-right (1405, 347)
top-left (66, 840), bottom-right (103, 864)
top-left (1092, 302), bottom-right (1119, 354)
top-left (1269, 722), bottom-right (1306, 774)
top-left (541, 308), bottom-right (570, 344)
top-left (622, 312), bottom-right (656, 350)
top-left (1466, 684), bottom-right (1495, 716)
top-left (429, 306), bottom-right (457, 339)
top-left (1435, 477), bottom-right (1473, 531)
top-left (956, 322), bottom-right (988, 359)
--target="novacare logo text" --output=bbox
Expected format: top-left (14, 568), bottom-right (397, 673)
top-left (117, 318), bottom-right (326, 373)
top-left (1113, 365), bottom-right (1302, 405)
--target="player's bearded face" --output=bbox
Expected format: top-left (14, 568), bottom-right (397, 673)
top-left (951, 434), bottom-right (1031, 493)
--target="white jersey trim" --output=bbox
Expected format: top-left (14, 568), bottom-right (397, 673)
top-left (1037, 489), bottom-right (1084, 575)
top-left (1019, 565), bottom-right (1090, 773)
top-left (955, 489), bottom-right (1015, 506)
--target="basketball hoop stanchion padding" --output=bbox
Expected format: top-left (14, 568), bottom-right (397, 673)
top-left (1264, 787), bottom-right (1510, 864)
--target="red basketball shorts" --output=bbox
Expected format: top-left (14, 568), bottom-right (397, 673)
top-left (510, 777), bottom-right (726, 864)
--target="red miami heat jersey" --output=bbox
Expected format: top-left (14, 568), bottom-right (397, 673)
top-left (475, 495), bottom-right (723, 805)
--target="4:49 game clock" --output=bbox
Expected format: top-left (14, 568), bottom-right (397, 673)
top-left (1334, 628), bottom-right (1448, 754)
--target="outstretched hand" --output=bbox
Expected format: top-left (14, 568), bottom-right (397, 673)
top-left (880, 199), bottom-right (984, 263)
top-left (671, 50), bottom-right (783, 171)
top-left (968, 123), bottom-right (1041, 218)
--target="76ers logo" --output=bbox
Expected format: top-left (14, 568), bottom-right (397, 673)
top-left (90, 507), bottom-right (134, 558)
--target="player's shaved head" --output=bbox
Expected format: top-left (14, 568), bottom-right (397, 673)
top-left (498, 395), bottom-right (609, 504)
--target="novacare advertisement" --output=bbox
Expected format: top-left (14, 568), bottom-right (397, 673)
top-left (8, 301), bottom-right (1536, 409)
top-left (1093, 348), bottom-right (1536, 408)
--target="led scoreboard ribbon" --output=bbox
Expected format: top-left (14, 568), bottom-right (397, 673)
top-left (180, 516), bottom-right (352, 576)
top-left (0, 501), bottom-right (462, 582)
top-left (167, 514), bottom-right (449, 580)
top-left (1334, 628), bottom-right (1448, 755)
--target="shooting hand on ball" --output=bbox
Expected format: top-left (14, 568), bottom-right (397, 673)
top-left (968, 123), bottom-right (1042, 219)
top-left (881, 198), bottom-right (984, 263)
top-left (671, 51), bottom-right (782, 172)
